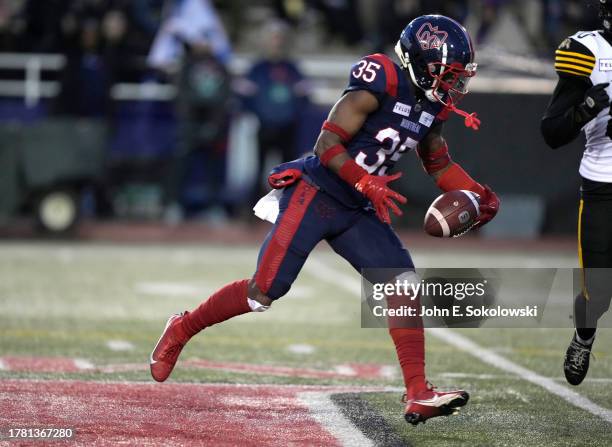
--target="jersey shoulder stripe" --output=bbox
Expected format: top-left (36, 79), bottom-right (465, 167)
top-left (368, 53), bottom-right (398, 97)
top-left (554, 36), bottom-right (596, 78)
top-left (555, 50), bottom-right (596, 62)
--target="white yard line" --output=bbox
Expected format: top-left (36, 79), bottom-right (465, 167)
top-left (428, 328), bottom-right (612, 424)
top-left (310, 256), bottom-right (612, 425)
top-left (334, 365), bottom-right (357, 376)
top-left (438, 372), bottom-right (612, 384)
top-left (304, 256), bottom-right (362, 296)
top-left (106, 340), bottom-right (135, 352)
top-left (134, 282), bottom-right (203, 297)
top-left (73, 358), bottom-right (94, 370)
top-left (297, 392), bottom-right (374, 447)
top-left (379, 365), bottom-right (397, 379)
top-left (287, 344), bottom-right (316, 355)
top-left (439, 372), bottom-right (515, 380)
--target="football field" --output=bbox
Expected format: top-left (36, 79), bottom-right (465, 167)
top-left (0, 242), bottom-right (611, 446)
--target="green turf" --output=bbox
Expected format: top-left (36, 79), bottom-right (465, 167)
top-left (1, 242), bottom-right (610, 446)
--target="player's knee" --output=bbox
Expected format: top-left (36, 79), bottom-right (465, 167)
top-left (247, 279), bottom-right (273, 311)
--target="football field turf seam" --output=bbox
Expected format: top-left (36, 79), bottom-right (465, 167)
top-left (297, 391), bottom-right (375, 447)
top-left (310, 257), bottom-right (612, 425)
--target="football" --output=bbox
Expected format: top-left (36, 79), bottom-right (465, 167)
top-left (424, 190), bottom-right (481, 237)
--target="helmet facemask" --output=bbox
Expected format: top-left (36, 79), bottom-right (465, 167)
top-left (428, 61), bottom-right (477, 108)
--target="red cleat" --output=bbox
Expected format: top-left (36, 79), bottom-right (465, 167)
top-left (150, 313), bottom-right (190, 382)
top-left (403, 383), bottom-right (469, 425)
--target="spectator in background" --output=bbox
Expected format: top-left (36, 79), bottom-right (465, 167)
top-left (0, 0), bottom-right (26, 52)
top-left (163, 40), bottom-right (233, 224)
top-left (18, 0), bottom-right (71, 52)
top-left (273, 0), bottom-right (307, 26)
top-left (474, 0), bottom-right (506, 45)
top-left (130, 0), bottom-right (166, 40)
top-left (374, 0), bottom-right (421, 52)
top-left (56, 18), bottom-right (108, 117)
top-left (236, 19), bottom-right (311, 205)
top-left (148, 0), bottom-right (233, 224)
top-left (147, 0), bottom-right (231, 73)
top-left (55, 6), bottom-right (129, 118)
top-left (311, 0), bottom-right (363, 47)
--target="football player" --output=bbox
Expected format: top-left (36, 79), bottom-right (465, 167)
top-left (541, 1), bottom-right (612, 386)
top-left (151, 15), bottom-right (499, 424)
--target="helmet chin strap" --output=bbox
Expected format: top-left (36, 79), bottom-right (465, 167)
top-left (412, 81), bottom-right (480, 130)
top-left (428, 84), bottom-right (481, 130)
top-left (446, 103), bottom-right (481, 131)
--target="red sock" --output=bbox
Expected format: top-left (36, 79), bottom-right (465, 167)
top-left (386, 294), bottom-right (427, 399)
top-left (181, 279), bottom-right (251, 337)
top-left (389, 327), bottom-right (427, 399)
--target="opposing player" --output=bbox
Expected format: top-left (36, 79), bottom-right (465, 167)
top-left (151, 15), bottom-right (499, 424)
top-left (541, 0), bottom-right (612, 386)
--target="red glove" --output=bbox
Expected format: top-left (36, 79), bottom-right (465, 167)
top-left (355, 172), bottom-right (407, 224)
top-left (473, 185), bottom-right (499, 229)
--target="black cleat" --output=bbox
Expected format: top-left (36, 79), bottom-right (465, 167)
top-left (563, 333), bottom-right (593, 386)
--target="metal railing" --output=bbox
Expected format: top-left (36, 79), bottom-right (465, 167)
top-left (0, 51), bottom-right (558, 107)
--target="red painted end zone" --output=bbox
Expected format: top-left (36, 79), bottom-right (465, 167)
top-left (0, 380), bottom-right (367, 446)
top-left (0, 356), bottom-right (397, 380)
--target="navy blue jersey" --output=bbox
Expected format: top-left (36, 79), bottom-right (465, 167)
top-left (303, 53), bottom-right (447, 207)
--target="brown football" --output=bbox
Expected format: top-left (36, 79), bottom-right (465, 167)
top-left (424, 190), bottom-right (481, 237)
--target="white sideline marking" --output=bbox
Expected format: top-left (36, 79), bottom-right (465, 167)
top-left (134, 282), bottom-right (202, 297)
top-left (73, 359), bottom-right (94, 370)
top-left (334, 365), bottom-right (357, 376)
top-left (304, 257), bottom-right (361, 296)
top-left (439, 372), bottom-right (612, 383)
top-left (297, 392), bottom-right (374, 447)
top-left (288, 285), bottom-right (314, 299)
top-left (379, 365), bottom-right (397, 379)
top-left (287, 344), bottom-right (316, 355)
top-left (310, 257), bottom-right (612, 425)
top-left (106, 340), bottom-right (135, 352)
top-left (428, 328), bottom-right (612, 424)
top-left (579, 377), bottom-right (612, 383)
top-left (439, 372), bottom-right (514, 380)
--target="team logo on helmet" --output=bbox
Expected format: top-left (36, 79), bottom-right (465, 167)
top-left (416, 22), bottom-right (448, 50)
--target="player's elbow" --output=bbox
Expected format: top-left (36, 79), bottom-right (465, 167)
top-left (314, 144), bottom-right (326, 159)
top-left (314, 132), bottom-right (341, 159)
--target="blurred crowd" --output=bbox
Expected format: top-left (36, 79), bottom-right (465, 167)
top-left (0, 1), bottom-right (603, 57)
top-left (272, 0), bottom-right (601, 55)
top-left (0, 0), bottom-right (605, 224)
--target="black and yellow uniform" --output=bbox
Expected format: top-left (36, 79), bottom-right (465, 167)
top-left (542, 31), bottom-right (612, 331)
top-left (541, 27), bottom-right (612, 385)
